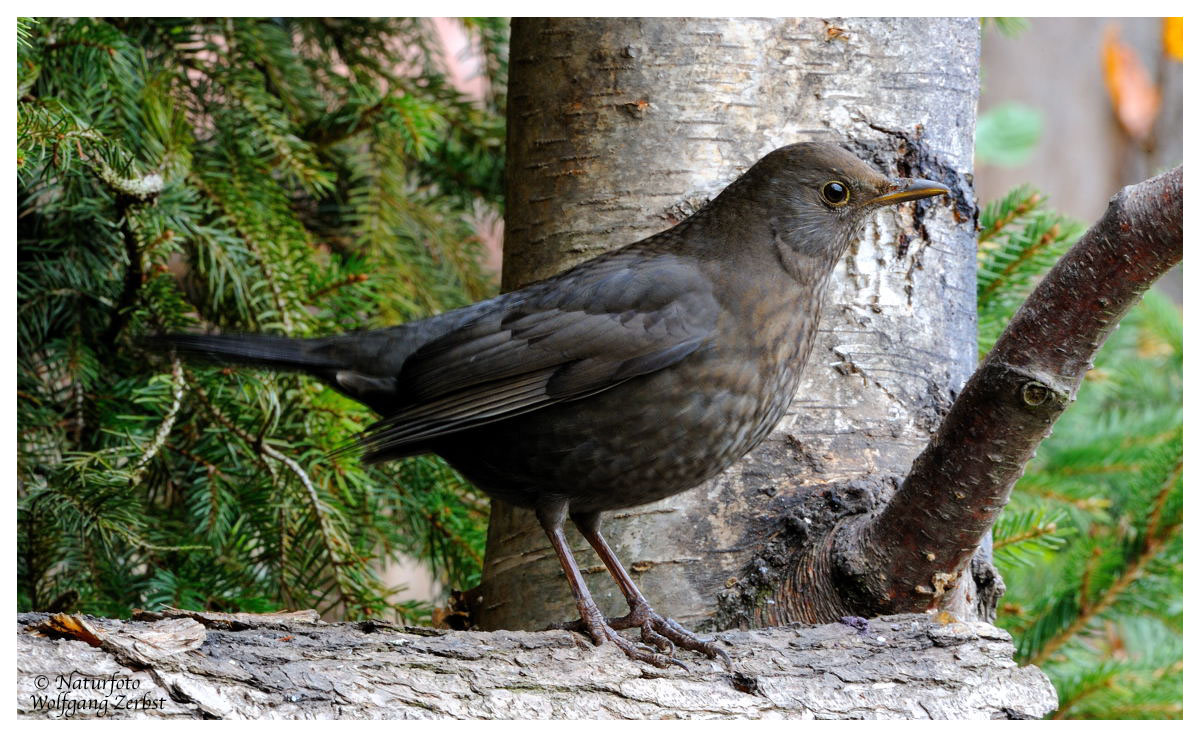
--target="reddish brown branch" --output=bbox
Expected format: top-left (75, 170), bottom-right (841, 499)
top-left (832, 166), bottom-right (1182, 615)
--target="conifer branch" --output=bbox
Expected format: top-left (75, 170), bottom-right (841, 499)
top-left (187, 172), bottom-right (297, 333)
top-left (1144, 457), bottom-right (1183, 538)
top-left (187, 378), bottom-right (354, 611)
top-left (993, 521), bottom-right (1058, 550)
top-left (1051, 673), bottom-right (1117, 719)
top-left (44, 38), bottom-right (116, 55)
top-left (1029, 517), bottom-right (1180, 667)
top-left (100, 203), bottom-right (144, 346)
top-left (247, 239), bottom-right (296, 333)
top-left (1093, 703), bottom-right (1183, 719)
top-left (1013, 483), bottom-right (1111, 512)
top-left (421, 508), bottom-right (485, 568)
top-left (95, 162), bottom-right (165, 202)
top-left (309, 273), bottom-right (369, 301)
top-left (977, 188), bottom-right (1039, 243)
top-left (164, 441), bottom-right (220, 475)
top-left (976, 222), bottom-right (1060, 304)
top-left (257, 442), bottom-right (354, 610)
top-left (130, 358), bottom-right (186, 484)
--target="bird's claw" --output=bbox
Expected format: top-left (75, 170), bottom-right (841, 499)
top-left (641, 614), bottom-right (731, 669)
top-left (581, 617), bottom-right (687, 669)
top-left (641, 620), bottom-right (674, 654)
top-left (553, 605), bottom-right (730, 669)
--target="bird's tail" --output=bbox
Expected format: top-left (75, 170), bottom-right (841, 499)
top-left (148, 333), bottom-right (345, 373)
top-left (147, 329), bottom-right (420, 414)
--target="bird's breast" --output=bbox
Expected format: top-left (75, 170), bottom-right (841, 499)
top-left (439, 283), bottom-right (825, 513)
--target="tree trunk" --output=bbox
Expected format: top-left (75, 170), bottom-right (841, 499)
top-left (480, 17), bottom-right (982, 632)
top-left (17, 610), bottom-right (1056, 719)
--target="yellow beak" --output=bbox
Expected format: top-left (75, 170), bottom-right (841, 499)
top-left (867, 177), bottom-right (950, 206)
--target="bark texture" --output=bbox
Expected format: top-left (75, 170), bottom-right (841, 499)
top-left (17, 610), bottom-right (1055, 719)
top-left (834, 166), bottom-right (1184, 615)
top-left (482, 17), bottom-right (981, 631)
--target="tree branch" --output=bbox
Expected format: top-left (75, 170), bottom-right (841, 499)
top-left (97, 167), bottom-right (165, 347)
top-left (833, 167), bottom-right (1182, 615)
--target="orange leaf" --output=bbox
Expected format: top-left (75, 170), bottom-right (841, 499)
top-left (1102, 26), bottom-right (1161, 140)
top-left (1163, 17), bottom-right (1183, 61)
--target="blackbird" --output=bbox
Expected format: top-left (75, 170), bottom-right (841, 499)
top-left (158, 142), bottom-right (948, 668)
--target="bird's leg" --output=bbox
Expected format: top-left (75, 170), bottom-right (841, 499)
top-left (536, 501), bottom-right (683, 668)
top-left (569, 510), bottom-right (730, 667)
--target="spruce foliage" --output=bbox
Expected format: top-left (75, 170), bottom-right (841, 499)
top-left (17, 18), bottom-right (505, 620)
top-left (980, 190), bottom-right (1183, 719)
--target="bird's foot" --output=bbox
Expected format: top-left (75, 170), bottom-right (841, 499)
top-left (582, 610), bottom-right (688, 669)
top-left (556, 600), bottom-right (730, 669)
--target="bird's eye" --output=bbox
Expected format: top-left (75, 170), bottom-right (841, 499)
top-left (820, 181), bottom-right (850, 207)
top-left (820, 181), bottom-right (851, 206)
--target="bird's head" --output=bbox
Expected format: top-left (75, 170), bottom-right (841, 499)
top-left (729, 142), bottom-right (950, 279)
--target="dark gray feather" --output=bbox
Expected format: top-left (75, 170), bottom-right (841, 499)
top-left (354, 252), bottom-right (720, 459)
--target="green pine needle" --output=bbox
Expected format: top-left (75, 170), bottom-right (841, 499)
top-left (17, 17), bottom-right (505, 624)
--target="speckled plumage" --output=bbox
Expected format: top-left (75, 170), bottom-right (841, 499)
top-left (160, 142), bottom-right (948, 667)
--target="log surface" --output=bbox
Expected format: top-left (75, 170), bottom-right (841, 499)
top-left (17, 610), bottom-right (1055, 719)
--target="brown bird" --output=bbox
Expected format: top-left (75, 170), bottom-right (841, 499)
top-left (158, 143), bottom-right (948, 667)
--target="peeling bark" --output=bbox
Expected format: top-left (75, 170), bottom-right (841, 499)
top-left (17, 610), bottom-right (1055, 719)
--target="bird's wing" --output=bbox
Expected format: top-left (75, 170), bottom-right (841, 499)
top-left (351, 252), bottom-right (720, 460)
